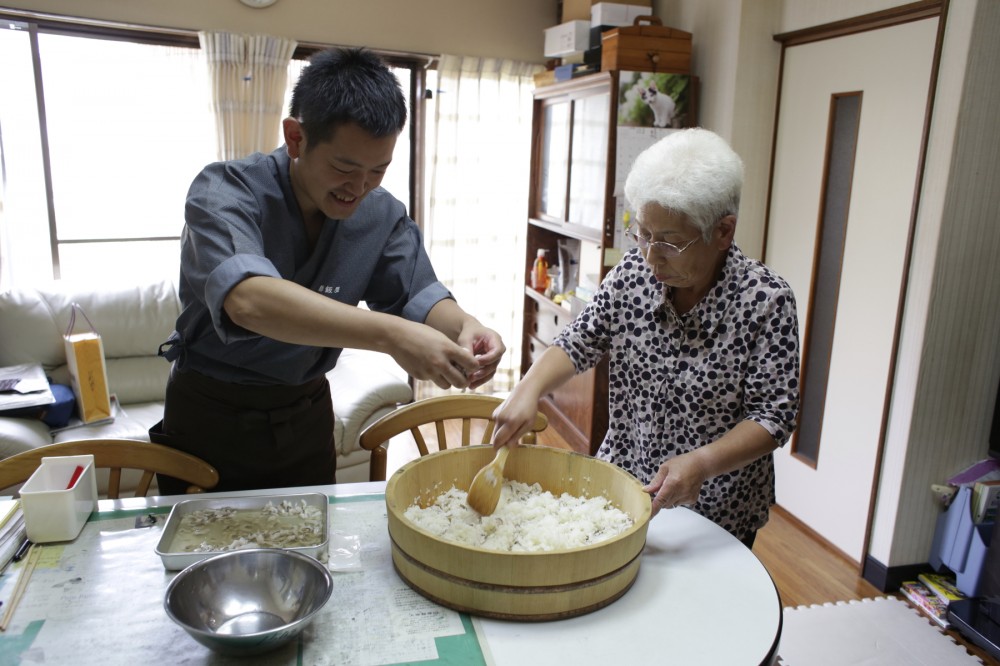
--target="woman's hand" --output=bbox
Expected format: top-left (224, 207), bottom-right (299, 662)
top-left (642, 451), bottom-right (710, 518)
top-left (490, 347), bottom-right (577, 449)
top-left (643, 423), bottom-right (780, 517)
top-left (490, 385), bottom-right (543, 449)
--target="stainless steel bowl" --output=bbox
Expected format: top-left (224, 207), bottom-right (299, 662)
top-left (164, 548), bottom-right (333, 656)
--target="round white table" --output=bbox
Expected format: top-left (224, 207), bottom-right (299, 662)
top-left (474, 500), bottom-right (782, 666)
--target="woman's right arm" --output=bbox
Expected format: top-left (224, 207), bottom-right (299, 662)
top-left (490, 346), bottom-right (577, 448)
top-left (492, 255), bottom-right (627, 447)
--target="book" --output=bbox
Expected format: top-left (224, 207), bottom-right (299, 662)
top-left (972, 479), bottom-right (1000, 523)
top-left (900, 580), bottom-right (951, 629)
top-left (0, 502), bottom-right (26, 573)
top-left (948, 458), bottom-right (1000, 487)
top-left (918, 572), bottom-right (966, 605)
top-left (0, 499), bottom-right (20, 532)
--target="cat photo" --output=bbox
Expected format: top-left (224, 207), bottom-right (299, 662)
top-left (640, 82), bottom-right (677, 128)
top-left (617, 71), bottom-right (691, 129)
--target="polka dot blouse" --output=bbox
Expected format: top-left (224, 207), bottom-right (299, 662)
top-left (554, 244), bottom-right (800, 540)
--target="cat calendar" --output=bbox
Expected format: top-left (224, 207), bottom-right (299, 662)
top-left (611, 70), bottom-right (695, 251)
top-left (613, 125), bottom-right (678, 249)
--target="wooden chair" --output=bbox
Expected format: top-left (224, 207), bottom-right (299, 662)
top-left (0, 439), bottom-right (220, 499)
top-left (358, 394), bottom-right (548, 482)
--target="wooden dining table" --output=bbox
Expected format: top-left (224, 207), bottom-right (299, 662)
top-left (0, 481), bottom-right (782, 665)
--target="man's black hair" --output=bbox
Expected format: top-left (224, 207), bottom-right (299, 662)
top-left (289, 47), bottom-right (407, 147)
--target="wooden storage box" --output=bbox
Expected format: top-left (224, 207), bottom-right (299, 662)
top-left (600, 17), bottom-right (692, 73)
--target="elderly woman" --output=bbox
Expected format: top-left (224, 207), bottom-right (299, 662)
top-left (492, 128), bottom-right (800, 548)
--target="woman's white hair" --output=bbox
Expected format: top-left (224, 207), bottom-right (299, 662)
top-left (624, 128), bottom-right (744, 239)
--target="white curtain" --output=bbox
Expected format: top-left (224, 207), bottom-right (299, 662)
top-left (199, 32), bottom-right (297, 160)
top-left (0, 126), bottom-right (8, 291)
top-left (418, 55), bottom-right (543, 399)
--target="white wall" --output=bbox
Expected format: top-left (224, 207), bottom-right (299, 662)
top-left (649, 0), bottom-right (907, 263)
top-left (870, 0), bottom-right (1000, 567)
top-left (0, 0), bottom-right (555, 62)
top-left (653, 0), bottom-right (779, 259)
top-left (776, 0), bottom-right (910, 31)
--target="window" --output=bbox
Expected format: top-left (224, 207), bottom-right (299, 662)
top-left (0, 18), bottom-right (418, 287)
top-left (0, 24), bottom-right (214, 285)
top-left (792, 92), bottom-right (861, 465)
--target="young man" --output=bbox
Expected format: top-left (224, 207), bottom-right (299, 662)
top-left (151, 48), bottom-right (504, 493)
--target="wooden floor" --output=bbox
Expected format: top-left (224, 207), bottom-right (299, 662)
top-left (755, 505), bottom-right (881, 608)
top-left (384, 419), bottom-right (996, 663)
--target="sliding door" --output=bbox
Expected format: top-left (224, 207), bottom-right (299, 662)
top-left (766, 15), bottom-right (938, 563)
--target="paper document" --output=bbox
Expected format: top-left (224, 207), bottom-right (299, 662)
top-left (0, 363), bottom-right (55, 411)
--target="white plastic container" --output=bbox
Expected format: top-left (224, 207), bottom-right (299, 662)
top-left (20, 454), bottom-right (97, 543)
top-left (590, 2), bottom-right (650, 27)
top-left (544, 20), bottom-right (591, 57)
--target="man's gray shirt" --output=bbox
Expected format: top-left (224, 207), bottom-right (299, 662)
top-left (164, 146), bottom-right (450, 385)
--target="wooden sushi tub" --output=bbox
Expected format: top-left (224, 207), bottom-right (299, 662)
top-left (385, 445), bottom-right (652, 621)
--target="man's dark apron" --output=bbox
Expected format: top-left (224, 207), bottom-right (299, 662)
top-left (150, 366), bottom-right (336, 495)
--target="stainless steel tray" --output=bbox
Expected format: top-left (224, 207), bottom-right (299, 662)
top-left (154, 492), bottom-right (329, 571)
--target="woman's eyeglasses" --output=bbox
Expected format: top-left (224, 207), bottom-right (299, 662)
top-left (625, 231), bottom-right (699, 258)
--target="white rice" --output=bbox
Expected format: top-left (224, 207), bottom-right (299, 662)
top-left (404, 481), bottom-right (633, 552)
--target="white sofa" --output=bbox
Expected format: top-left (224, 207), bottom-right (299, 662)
top-left (0, 279), bottom-right (413, 485)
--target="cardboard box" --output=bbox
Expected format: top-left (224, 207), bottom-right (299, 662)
top-left (601, 19), bottom-right (692, 73)
top-left (544, 20), bottom-right (591, 58)
top-left (591, 2), bottom-right (654, 27)
top-left (534, 69), bottom-right (557, 88)
top-left (562, 0), bottom-right (650, 23)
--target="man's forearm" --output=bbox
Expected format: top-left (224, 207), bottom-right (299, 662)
top-left (423, 297), bottom-right (476, 342)
top-left (224, 275), bottom-right (408, 352)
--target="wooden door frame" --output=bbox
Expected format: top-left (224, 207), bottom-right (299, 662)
top-left (762, 0), bottom-right (950, 570)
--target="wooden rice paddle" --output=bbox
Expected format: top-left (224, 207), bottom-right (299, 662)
top-left (467, 446), bottom-right (510, 515)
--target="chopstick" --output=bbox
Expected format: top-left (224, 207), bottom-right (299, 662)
top-left (0, 543), bottom-right (42, 631)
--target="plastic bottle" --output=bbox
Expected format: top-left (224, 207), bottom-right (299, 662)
top-left (531, 249), bottom-right (549, 293)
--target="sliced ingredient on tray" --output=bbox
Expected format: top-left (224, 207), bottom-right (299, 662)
top-left (170, 499), bottom-right (324, 553)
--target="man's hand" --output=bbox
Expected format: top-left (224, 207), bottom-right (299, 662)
top-left (458, 324), bottom-right (505, 389)
top-left (424, 300), bottom-right (506, 389)
top-left (391, 322), bottom-right (482, 389)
